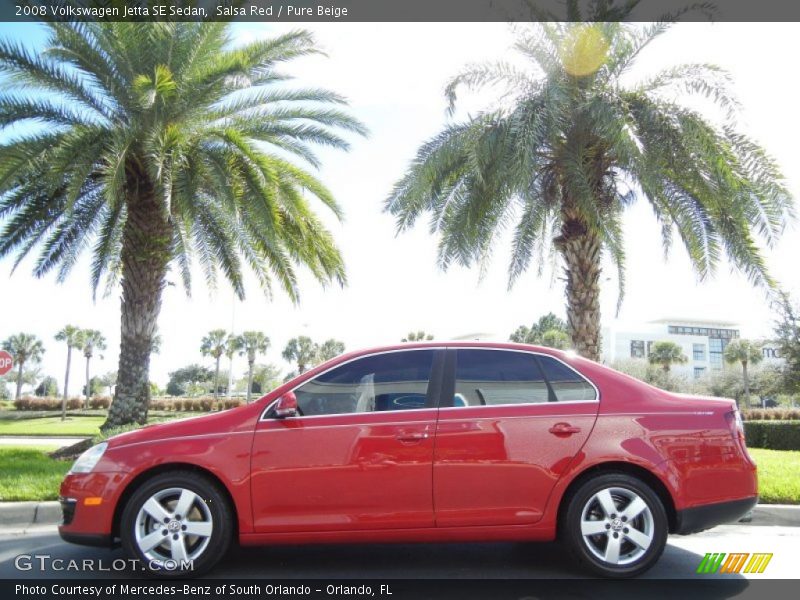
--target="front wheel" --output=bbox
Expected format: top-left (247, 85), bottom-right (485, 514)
top-left (120, 471), bottom-right (233, 577)
top-left (562, 473), bottom-right (668, 578)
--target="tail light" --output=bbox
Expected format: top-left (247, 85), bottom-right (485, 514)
top-left (726, 408), bottom-right (746, 443)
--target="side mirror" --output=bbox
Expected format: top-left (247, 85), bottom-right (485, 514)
top-left (273, 391), bottom-right (298, 419)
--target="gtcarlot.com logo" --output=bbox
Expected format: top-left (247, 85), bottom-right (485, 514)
top-left (14, 554), bottom-right (193, 572)
top-left (696, 552), bottom-right (773, 574)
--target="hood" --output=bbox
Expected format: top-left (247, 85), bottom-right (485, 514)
top-left (106, 402), bottom-right (263, 448)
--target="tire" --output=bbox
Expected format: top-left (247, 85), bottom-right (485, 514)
top-left (561, 472), bottom-right (668, 578)
top-left (120, 470), bottom-right (233, 578)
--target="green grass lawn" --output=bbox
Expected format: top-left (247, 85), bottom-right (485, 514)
top-left (750, 448), bottom-right (800, 504)
top-left (0, 416), bottom-right (105, 436)
top-left (0, 446), bottom-right (68, 501)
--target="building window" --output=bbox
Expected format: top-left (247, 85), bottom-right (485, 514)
top-left (694, 367), bottom-right (706, 379)
top-left (709, 338), bottom-right (726, 370)
top-left (646, 341), bottom-right (655, 356)
top-left (693, 343), bottom-right (706, 361)
top-left (763, 347), bottom-right (778, 359)
top-left (668, 325), bottom-right (740, 339)
top-left (631, 340), bottom-right (645, 359)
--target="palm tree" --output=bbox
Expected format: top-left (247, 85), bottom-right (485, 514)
top-left (402, 331), bottom-right (434, 342)
top-left (1, 333), bottom-right (45, 400)
top-left (200, 329), bottom-right (229, 400)
top-left (79, 329), bottom-right (106, 408)
top-left (0, 24), bottom-right (364, 428)
top-left (386, 19), bottom-right (793, 361)
top-left (282, 336), bottom-right (317, 375)
top-left (316, 338), bottom-right (345, 363)
top-left (724, 339), bottom-right (764, 407)
top-left (648, 341), bottom-right (687, 373)
top-left (54, 325), bottom-right (83, 420)
top-left (233, 331), bottom-right (270, 403)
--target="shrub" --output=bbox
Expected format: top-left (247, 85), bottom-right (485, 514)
top-left (88, 396), bottom-right (111, 410)
top-left (66, 398), bottom-right (83, 410)
top-left (742, 408), bottom-right (800, 421)
top-left (744, 420), bottom-right (800, 451)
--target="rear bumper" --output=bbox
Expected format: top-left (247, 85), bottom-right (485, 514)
top-left (674, 496), bottom-right (758, 535)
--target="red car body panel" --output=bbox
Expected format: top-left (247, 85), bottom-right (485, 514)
top-left (58, 342), bottom-right (757, 548)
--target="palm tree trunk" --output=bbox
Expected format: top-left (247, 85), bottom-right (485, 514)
top-left (556, 213), bottom-right (602, 361)
top-left (246, 361), bottom-right (254, 404)
top-left (14, 360), bottom-right (23, 401)
top-left (103, 183), bottom-right (171, 430)
top-left (84, 355), bottom-right (91, 410)
top-left (741, 360), bottom-right (752, 408)
top-left (213, 356), bottom-right (220, 401)
top-left (62, 346), bottom-right (72, 421)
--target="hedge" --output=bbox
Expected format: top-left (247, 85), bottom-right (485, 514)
top-left (742, 408), bottom-right (800, 421)
top-left (150, 398), bottom-right (244, 412)
top-left (744, 420), bottom-right (800, 451)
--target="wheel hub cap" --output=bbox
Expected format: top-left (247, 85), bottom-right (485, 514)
top-left (167, 519), bottom-right (181, 532)
top-left (610, 517), bottom-right (623, 531)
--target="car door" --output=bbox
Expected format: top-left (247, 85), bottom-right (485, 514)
top-left (433, 348), bottom-right (599, 527)
top-left (251, 348), bottom-right (444, 533)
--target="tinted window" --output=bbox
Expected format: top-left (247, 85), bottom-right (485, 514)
top-left (294, 350), bottom-right (435, 416)
top-left (537, 355), bottom-right (596, 402)
top-left (453, 350), bottom-right (549, 406)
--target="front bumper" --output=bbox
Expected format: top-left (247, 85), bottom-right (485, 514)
top-left (57, 471), bottom-right (126, 546)
top-left (674, 496), bottom-right (758, 535)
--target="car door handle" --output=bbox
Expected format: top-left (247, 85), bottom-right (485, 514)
top-left (549, 423), bottom-right (581, 435)
top-left (395, 432), bottom-right (429, 443)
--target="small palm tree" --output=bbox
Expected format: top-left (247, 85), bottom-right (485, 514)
top-left (0, 24), bottom-right (364, 428)
top-left (54, 325), bottom-right (83, 420)
top-left (200, 329), bottom-right (229, 401)
top-left (316, 339), bottom-right (345, 363)
top-left (402, 331), bottom-right (434, 342)
top-left (386, 18), bottom-right (793, 361)
top-left (233, 331), bottom-right (270, 403)
top-left (648, 341), bottom-right (687, 373)
top-left (1, 333), bottom-right (45, 400)
top-left (282, 336), bottom-right (317, 374)
top-left (79, 330), bottom-right (106, 408)
top-left (724, 339), bottom-right (763, 407)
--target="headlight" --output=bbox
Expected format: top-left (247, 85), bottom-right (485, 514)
top-left (69, 442), bottom-right (108, 474)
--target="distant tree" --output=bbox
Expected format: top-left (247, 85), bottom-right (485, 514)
top-left (2, 333), bottom-right (45, 400)
top-left (510, 313), bottom-right (569, 347)
top-left (402, 331), bottom-right (434, 342)
top-left (0, 378), bottom-right (9, 400)
top-left (233, 332), bottom-right (270, 403)
top-left (35, 376), bottom-right (59, 397)
top-left (55, 325), bottom-right (83, 419)
top-left (200, 329), bottom-right (229, 401)
top-left (648, 341), bottom-right (688, 373)
top-left (540, 329), bottom-right (571, 350)
top-left (317, 339), bottom-right (345, 363)
top-left (166, 364), bottom-right (213, 397)
top-left (82, 376), bottom-right (104, 397)
top-left (774, 293), bottom-right (800, 395)
top-left (99, 371), bottom-right (117, 397)
top-left (283, 336), bottom-right (318, 375)
top-left (150, 332), bottom-right (162, 355)
top-left (611, 358), bottom-right (685, 392)
top-left (79, 330), bottom-right (106, 409)
top-left (251, 364), bottom-right (283, 395)
top-left (724, 339), bottom-right (763, 408)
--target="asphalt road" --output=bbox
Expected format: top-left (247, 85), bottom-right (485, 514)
top-left (0, 524), bottom-right (796, 580)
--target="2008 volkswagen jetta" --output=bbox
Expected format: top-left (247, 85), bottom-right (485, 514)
top-left (59, 342), bottom-right (757, 578)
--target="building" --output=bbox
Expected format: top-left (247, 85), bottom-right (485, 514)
top-left (601, 318), bottom-right (742, 379)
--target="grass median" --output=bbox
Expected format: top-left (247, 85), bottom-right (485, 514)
top-left (0, 416), bottom-right (105, 436)
top-left (749, 448), bottom-right (800, 505)
top-left (0, 446), bottom-right (68, 502)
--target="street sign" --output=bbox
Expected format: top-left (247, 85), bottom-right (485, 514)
top-left (0, 350), bottom-right (12, 376)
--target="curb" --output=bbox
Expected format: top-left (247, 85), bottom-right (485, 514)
top-left (0, 501), bottom-right (798, 532)
top-left (0, 501), bottom-right (61, 529)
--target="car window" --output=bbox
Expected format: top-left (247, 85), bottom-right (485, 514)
top-left (293, 350), bottom-right (435, 416)
top-left (453, 349), bottom-right (549, 406)
top-left (537, 355), bottom-right (597, 402)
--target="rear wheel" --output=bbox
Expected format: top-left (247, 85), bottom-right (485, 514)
top-left (120, 471), bottom-right (233, 577)
top-left (562, 473), bottom-right (668, 578)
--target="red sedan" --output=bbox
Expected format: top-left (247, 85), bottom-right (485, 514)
top-left (59, 342), bottom-right (757, 578)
